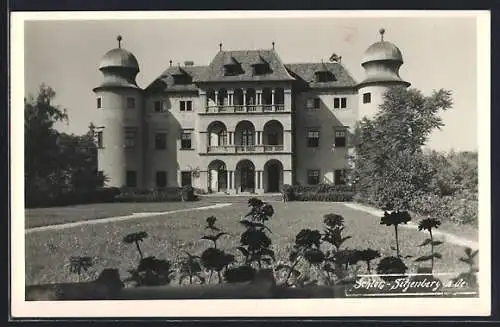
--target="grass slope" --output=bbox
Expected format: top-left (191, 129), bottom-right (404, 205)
top-left (25, 200), bottom-right (476, 286)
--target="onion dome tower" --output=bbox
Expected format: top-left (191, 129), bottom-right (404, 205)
top-left (357, 28), bottom-right (410, 120)
top-left (93, 36), bottom-right (144, 188)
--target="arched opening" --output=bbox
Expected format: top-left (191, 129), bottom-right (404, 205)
top-left (263, 120), bottom-right (284, 151)
top-left (208, 160), bottom-right (227, 193)
top-left (235, 120), bottom-right (256, 152)
top-left (235, 160), bottom-right (255, 193)
top-left (207, 121), bottom-right (228, 150)
top-left (264, 160), bottom-right (284, 193)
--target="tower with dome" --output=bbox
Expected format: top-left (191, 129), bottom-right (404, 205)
top-left (93, 29), bottom-right (410, 191)
top-left (357, 28), bottom-right (410, 120)
top-left (93, 35), bottom-right (144, 188)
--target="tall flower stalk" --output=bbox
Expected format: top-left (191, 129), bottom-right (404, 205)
top-left (417, 218), bottom-right (442, 272)
top-left (380, 211), bottom-right (411, 257)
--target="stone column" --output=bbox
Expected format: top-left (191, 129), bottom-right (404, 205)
top-left (284, 88), bottom-right (292, 112)
top-left (271, 89), bottom-right (275, 107)
top-left (229, 170), bottom-right (235, 194)
top-left (227, 89), bottom-right (234, 111)
top-left (214, 90), bottom-right (219, 110)
top-left (243, 89), bottom-right (247, 108)
top-left (256, 89), bottom-right (263, 111)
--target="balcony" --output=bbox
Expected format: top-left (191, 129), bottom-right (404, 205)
top-left (202, 104), bottom-right (286, 114)
top-left (207, 145), bottom-right (285, 154)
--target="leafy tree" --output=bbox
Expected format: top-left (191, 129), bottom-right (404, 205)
top-left (25, 84), bottom-right (105, 207)
top-left (351, 86), bottom-right (453, 211)
top-left (25, 84), bottom-right (68, 203)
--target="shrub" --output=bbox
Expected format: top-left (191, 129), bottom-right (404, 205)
top-left (115, 187), bottom-right (182, 202)
top-left (181, 185), bottom-right (196, 201)
top-left (283, 184), bottom-right (354, 202)
top-left (282, 184), bottom-right (295, 201)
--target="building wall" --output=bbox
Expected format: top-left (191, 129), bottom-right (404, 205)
top-left (357, 84), bottom-right (390, 120)
top-left (143, 92), bottom-right (203, 189)
top-left (95, 88), bottom-right (144, 188)
top-left (293, 89), bottom-right (358, 185)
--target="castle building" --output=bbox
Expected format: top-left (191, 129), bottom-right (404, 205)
top-left (93, 29), bottom-right (409, 194)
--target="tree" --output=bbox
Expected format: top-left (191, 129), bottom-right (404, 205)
top-left (25, 84), bottom-right (68, 204)
top-left (25, 84), bottom-right (105, 207)
top-left (351, 86), bottom-right (453, 210)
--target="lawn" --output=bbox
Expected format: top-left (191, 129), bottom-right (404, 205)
top-left (25, 198), bottom-right (234, 229)
top-left (25, 198), bottom-right (478, 287)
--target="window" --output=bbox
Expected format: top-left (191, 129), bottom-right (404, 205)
top-left (306, 97), bottom-right (320, 109)
top-left (363, 93), bottom-right (371, 104)
top-left (173, 75), bottom-right (192, 85)
top-left (335, 169), bottom-right (346, 185)
top-left (126, 170), bottom-right (137, 187)
top-left (97, 97), bottom-right (102, 109)
top-left (154, 100), bottom-right (167, 113)
top-left (125, 129), bottom-right (137, 149)
top-left (181, 130), bottom-right (192, 149)
top-left (334, 129), bottom-right (346, 147)
top-left (253, 64), bottom-right (270, 75)
top-left (155, 133), bottom-right (167, 150)
top-left (180, 100), bottom-right (193, 112)
top-left (127, 97), bottom-right (135, 109)
top-left (307, 128), bottom-right (320, 148)
top-left (241, 129), bottom-right (254, 146)
top-left (156, 171), bottom-right (167, 188)
top-left (315, 71), bottom-right (336, 82)
top-left (181, 171), bottom-right (192, 186)
top-left (334, 97), bottom-right (347, 109)
top-left (224, 65), bottom-right (241, 76)
top-left (218, 130), bottom-right (228, 146)
top-left (96, 131), bottom-right (104, 148)
top-left (307, 170), bottom-right (320, 185)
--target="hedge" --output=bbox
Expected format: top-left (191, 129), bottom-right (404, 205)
top-left (282, 184), bottom-right (355, 202)
top-left (115, 187), bottom-right (183, 202)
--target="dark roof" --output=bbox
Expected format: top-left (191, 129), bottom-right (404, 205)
top-left (285, 62), bottom-right (357, 88)
top-left (99, 48), bottom-right (139, 71)
top-left (145, 66), bottom-right (207, 93)
top-left (197, 49), bottom-right (295, 82)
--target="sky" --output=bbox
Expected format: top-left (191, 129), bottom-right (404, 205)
top-left (23, 13), bottom-right (480, 152)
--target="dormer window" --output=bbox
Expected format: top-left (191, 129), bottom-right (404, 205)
top-left (252, 55), bottom-right (271, 75)
top-left (223, 55), bottom-right (242, 76)
top-left (224, 65), bottom-right (241, 76)
top-left (173, 75), bottom-right (192, 85)
top-left (315, 71), bottom-right (336, 82)
top-left (171, 66), bottom-right (193, 85)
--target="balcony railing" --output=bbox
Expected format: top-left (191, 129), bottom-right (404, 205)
top-left (204, 104), bottom-right (286, 114)
top-left (207, 144), bottom-right (285, 153)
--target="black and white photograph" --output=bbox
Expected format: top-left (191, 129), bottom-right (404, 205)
top-left (11, 10), bottom-right (491, 317)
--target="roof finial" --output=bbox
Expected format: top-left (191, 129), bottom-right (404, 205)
top-left (117, 35), bottom-right (122, 48)
top-left (379, 28), bottom-right (385, 42)
top-left (272, 41), bottom-right (275, 50)
top-left (219, 43), bottom-right (223, 51)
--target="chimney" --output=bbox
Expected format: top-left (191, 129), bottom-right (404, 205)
top-left (184, 61), bottom-right (194, 66)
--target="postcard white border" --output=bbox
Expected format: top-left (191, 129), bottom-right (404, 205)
top-left (10, 10), bottom-right (491, 317)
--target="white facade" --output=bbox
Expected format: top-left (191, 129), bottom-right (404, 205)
top-left (94, 30), bottom-right (410, 193)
